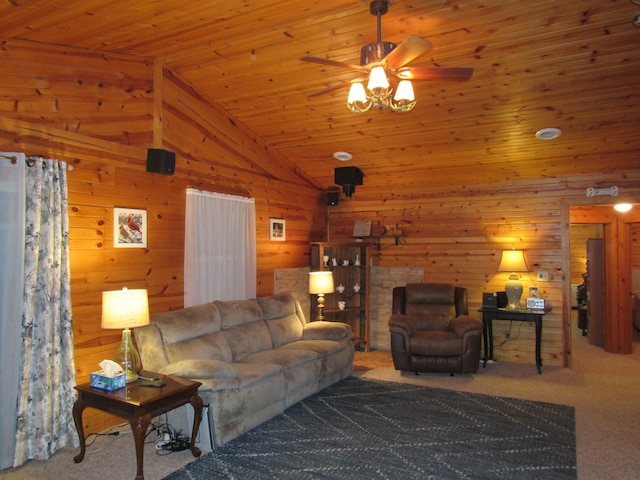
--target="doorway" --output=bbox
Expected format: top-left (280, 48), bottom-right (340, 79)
top-left (563, 203), bottom-right (640, 366)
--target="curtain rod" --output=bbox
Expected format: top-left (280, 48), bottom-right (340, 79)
top-left (0, 153), bottom-right (18, 164)
top-left (1, 154), bottom-right (72, 170)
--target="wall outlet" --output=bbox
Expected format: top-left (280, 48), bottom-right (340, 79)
top-left (537, 271), bottom-right (549, 281)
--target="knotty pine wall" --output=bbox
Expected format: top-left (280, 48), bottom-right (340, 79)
top-left (0, 40), bottom-right (325, 435)
top-left (327, 177), bottom-right (640, 369)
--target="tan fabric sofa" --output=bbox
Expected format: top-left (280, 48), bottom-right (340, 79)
top-left (134, 293), bottom-right (354, 447)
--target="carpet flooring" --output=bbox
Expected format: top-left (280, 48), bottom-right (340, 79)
top-left (163, 377), bottom-right (576, 480)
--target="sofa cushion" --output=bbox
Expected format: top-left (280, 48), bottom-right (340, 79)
top-left (215, 299), bottom-right (263, 329)
top-left (164, 331), bottom-right (233, 363)
top-left (256, 294), bottom-right (304, 347)
top-left (223, 321), bottom-right (273, 361)
top-left (159, 359), bottom-right (236, 379)
top-left (153, 302), bottom-right (222, 344)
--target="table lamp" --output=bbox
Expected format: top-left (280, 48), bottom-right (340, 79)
top-left (101, 287), bottom-right (150, 383)
top-left (309, 271), bottom-right (334, 321)
top-left (497, 249), bottom-right (530, 310)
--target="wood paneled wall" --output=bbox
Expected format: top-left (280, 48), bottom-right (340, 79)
top-left (327, 177), bottom-right (640, 368)
top-left (0, 40), bottom-right (325, 435)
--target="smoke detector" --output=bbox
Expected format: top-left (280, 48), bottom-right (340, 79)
top-left (535, 128), bottom-right (562, 140)
top-left (333, 151), bottom-right (353, 161)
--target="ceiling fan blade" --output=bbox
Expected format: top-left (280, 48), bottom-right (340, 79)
top-left (307, 77), bottom-right (369, 97)
top-left (383, 35), bottom-right (433, 70)
top-left (300, 55), bottom-right (367, 73)
top-left (395, 66), bottom-right (474, 81)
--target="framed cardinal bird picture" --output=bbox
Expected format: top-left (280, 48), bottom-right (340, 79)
top-left (114, 207), bottom-right (147, 248)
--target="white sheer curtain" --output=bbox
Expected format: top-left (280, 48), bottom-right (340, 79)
top-left (184, 188), bottom-right (257, 306)
top-left (0, 153), bottom-right (26, 469)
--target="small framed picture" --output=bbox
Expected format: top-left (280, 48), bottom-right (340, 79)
top-left (114, 208), bottom-right (147, 248)
top-left (353, 220), bottom-right (372, 237)
top-left (269, 218), bottom-right (286, 241)
top-left (528, 286), bottom-right (539, 298)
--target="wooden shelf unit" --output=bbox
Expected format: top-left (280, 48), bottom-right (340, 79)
top-left (310, 242), bottom-right (370, 351)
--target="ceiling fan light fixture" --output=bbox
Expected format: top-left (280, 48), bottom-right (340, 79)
top-left (347, 83), bottom-right (373, 113)
top-left (367, 66), bottom-right (390, 92)
top-left (394, 80), bottom-right (415, 102)
top-left (347, 83), bottom-right (367, 103)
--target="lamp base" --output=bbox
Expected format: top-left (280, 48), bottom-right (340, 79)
top-left (505, 275), bottom-right (524, 310)
top-left (114, 328), bottom-right (141, 383)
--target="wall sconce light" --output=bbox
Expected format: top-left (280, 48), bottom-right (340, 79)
top-left (497, 249), bottom-right (530, 310)
top-left (309, 271), bottom-right (335, 321)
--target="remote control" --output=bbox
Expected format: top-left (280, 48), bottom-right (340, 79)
top-left (140, 380), bottom-right (166, 388)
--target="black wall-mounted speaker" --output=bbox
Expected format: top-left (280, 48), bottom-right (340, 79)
top-left (327, 189), bottom-right (340, 206)
top-left (146, 148), bottom-right (176, 175)
top-left (334, 166), bottom-right (363, 186)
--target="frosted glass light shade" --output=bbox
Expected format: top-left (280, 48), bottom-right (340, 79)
top-left (394, 80), bottom-right (415, 101)
top-left (347, 83), bottom-right (367, 104)
top-left (367, 66), bottom-right (390, 91)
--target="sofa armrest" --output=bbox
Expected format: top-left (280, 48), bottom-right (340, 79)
top-left (134, 324), bottom-right (169, 372)
top-left (303, 321), bottom-right (353, 342)
top-left (159, 359), bottom-right (237, 380)
top-left (449, 315), bottom-right (483, 337)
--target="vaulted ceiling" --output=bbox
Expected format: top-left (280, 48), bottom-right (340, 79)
top-left (2, 0), bottom-right (640, 191)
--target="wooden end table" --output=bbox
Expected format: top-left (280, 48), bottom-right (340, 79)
top-left (479, 307), bottom-right (551, 374)
top-left (73, 373), bottom-right (203, 480)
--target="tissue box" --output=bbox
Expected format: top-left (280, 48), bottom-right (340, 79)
top-left (90, 370), bottom-right (126, 391)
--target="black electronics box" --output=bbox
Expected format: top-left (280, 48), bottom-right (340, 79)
top-left (497, 291), bottom-right (508, 308)
top-left (482, 292), bottom-right (497, 307)
top-left (483, 292), bottom-right (508, 308)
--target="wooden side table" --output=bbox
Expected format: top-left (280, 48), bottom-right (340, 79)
top-left (479, 307), bottom-right (551, 374)
top-left (73, 373), bottom-right (203, 480)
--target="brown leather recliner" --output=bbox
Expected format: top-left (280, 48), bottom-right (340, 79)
top-left (388, 283), bottom-right (483, 374)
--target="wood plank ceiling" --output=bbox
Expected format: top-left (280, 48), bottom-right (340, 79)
top-left (2, 0), bottom-right (639, 191)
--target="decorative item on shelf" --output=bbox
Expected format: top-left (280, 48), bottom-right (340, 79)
top-left (354, 255), bottom-right (360, 266)
top-left (342, 259), bottom-right (350, 266)
top-left (338, 301), bottom-right (346, 310)
top-left (332, 258), bottom-right (338, 266)
top-left (353, 283), bottom-right (361, 292)
top-left (309, 271), bottom-right (335, 321)
top-left (526, 286), bottom-right (546, 309)
top-left (336, 284), bottom-right (346, 293)
top-left (323, 255), bottom-right (329, 266)
top-left (353, 219), bottom-right (372, 237)
top-left (101, 287), bottom-right (150, 383)
top-left (497, 249), bottom-right (530, 310)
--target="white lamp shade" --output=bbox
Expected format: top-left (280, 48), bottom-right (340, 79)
top-left (309, 271), bottom-right (335, 294)
top-left (367, 66), bottom-right (390, 91)
top-left (497, 250), bottom-right (529, 273)
top-left (393, 80), bottom-right (415, 101)
top-left (101, 288), bottom-right (150, 329)
top-left (347, 83), bottom-right (367, 104)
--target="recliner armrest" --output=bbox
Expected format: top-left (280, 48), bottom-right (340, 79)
top-left (449, 315), bottom-right (483, 337)
top-left (388, 314), bottom-right (419, 337)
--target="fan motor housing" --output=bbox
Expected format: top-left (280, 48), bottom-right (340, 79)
top-left (360, 41), bottom-right (397, 65)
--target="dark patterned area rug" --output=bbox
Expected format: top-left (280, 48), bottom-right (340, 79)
top-left (163, 377), bottom-right (576, 480)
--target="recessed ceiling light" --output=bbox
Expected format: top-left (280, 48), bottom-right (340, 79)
top-left (535, 128), bottom-right (562, 140)
top-left (333, 151), bottom-right (353, 161)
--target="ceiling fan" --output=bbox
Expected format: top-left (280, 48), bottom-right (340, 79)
top-left (300, 0), bottom-right (473, 112)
